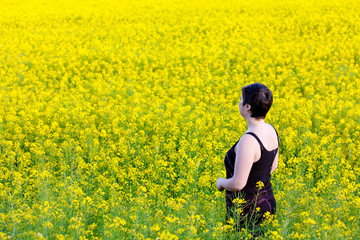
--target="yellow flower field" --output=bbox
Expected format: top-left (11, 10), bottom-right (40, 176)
top-left (1, 0), bottom-right (360, 239)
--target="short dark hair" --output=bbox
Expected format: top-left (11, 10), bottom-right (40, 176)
top-left (242, 83), bottom-right (273, 119)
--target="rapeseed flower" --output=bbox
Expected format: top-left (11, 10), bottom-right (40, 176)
top-left (0, 0), bottom-right (359, 239)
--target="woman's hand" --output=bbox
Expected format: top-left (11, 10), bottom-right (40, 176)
top-left (216, 178), bottom-right (225, 191)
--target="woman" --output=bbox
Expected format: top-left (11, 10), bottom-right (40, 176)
top-left (216, 83), bottom-right (279, 231)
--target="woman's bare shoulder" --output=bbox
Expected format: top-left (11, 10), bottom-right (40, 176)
top-left (235, 133), bottom-right (261, 152)
top-left (262, 123), bottom-right (278, 149)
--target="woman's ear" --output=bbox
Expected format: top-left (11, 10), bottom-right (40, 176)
top-left (245, 104), bottom-right (251, 112)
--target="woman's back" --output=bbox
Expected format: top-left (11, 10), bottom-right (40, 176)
top-left (241, 124), bottom-right (279, 194)
top-left (244, 123), bottom-right (279, 162)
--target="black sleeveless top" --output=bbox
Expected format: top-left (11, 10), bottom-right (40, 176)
top-left (224, 126), bottom-right (279, 207)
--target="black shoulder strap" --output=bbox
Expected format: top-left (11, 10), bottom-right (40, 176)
top-left (244, 132), bottom-right (264, 150)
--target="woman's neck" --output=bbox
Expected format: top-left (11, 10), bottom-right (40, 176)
top-left (246, 117), bottom-right (265, 131)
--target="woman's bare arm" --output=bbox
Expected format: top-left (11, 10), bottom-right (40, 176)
top-left (270, 150), bottom-right (278, 174)
top-left (216, 134), bottom-right (258, 192)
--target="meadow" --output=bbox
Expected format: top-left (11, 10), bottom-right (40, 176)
top-left (0, 0), bottom-right (360, 239)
